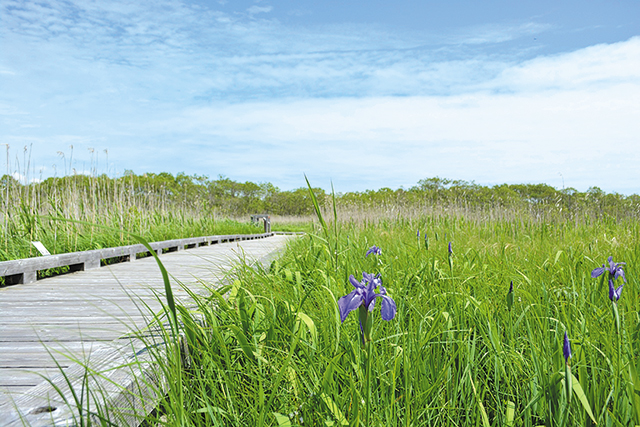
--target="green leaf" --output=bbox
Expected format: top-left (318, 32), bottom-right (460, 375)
top-left (468, 371), bottom-right (491, 427)
top-left (571, 372), bottom-right (597, 424)
top-left (295, 271), bottom-right (303, 289)
top-left (238, 288), bottom-right (251, 337)
top-left (321, 393), bottom-right (349, 426)
top-left (320, 284), bottom-right (341, 353)
top-left (228, 324), bottom-right (256, 363)
top-left (322, 353), bottom-right (343, 392)
top-left (304, 174), bottom-right (329, 239)
top-left (284, 269), bottom-right (293, 282)
top-left (505, 400), bottom-right (515, 427)
top-left (273, 413), bottom-right (293, 427)
top-left (207, 288), bottom-right (230, 311)
top-left (196, 406), bottom-right (227, 415)
top-left (296, 311), bottom-right (317, 349)
top-left (565, 363), bottom-right (572, 405)
top-left (554, 250), bottom-right (563, 264)
top-left (516, 269), bottom-right (532, 285)
top-left (287, 366), bottom-right (299, 398)
top-left (228, 280), bottom-right (241, 305)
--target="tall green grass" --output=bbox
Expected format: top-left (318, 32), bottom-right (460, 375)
top-left (0, 173), bottom-right (275, 264)
top-left (10, 172), bottom-right (635, 425)
top-left (122, 210), bottom-right (639, 426)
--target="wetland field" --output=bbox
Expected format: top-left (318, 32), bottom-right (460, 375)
top-left (141, 203), bottom-right (639, 426)
top-left (3, 172), bottom-right (640, 426)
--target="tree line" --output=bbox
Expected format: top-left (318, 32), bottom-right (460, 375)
top-left (2, 173), bottom-right (639, 220)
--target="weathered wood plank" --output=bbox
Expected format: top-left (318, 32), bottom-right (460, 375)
top-left (1, 338), bottom-right (163, 427)
top-left (0, 234), bottom-right (297, 426)
top-left (0, 233), bottom-right (273, 284)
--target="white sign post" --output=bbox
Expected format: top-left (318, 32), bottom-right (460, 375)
top-left (31, 241), bottom-right (51, 256)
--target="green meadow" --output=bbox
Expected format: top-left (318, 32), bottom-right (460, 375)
top-left (136, 194), bottom-right (639, 426)
top-left (3, 172), bottom-right (640, 426)
top-left (0, 172), bottom-right (312, 270)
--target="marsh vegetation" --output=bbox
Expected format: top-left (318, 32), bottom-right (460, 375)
top-left (4, 164), bottom-right (640, 425)
top-left (133, 186), bottom-right (640, 426)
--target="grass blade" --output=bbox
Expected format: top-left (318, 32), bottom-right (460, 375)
top-left (320, 392), bottom-right (349, 426)
top-left (304, 174), bottom-right (328, 239)
top-left (505, 400), bottom-right (515, 427)
top-left (571, 372), bottom-right (597, 424)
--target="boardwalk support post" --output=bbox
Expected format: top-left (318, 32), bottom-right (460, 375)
top-left (23, 271), bottom-right (36, 284)
top-left (251, 214), bottom-right (271, 233)
top-left (85, 259), bottom-right (101, 270)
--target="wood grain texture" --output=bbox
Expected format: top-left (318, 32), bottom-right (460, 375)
top-left (0, 233), bottom-right (297, 426)
top-left (0, 233), bottom-right (268, 283)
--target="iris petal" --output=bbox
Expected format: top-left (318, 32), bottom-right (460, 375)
top-left (618, 269), bottom-right (627, 283)
top-left (380, 295), bottom-right (397, 321)
top-left (591, 266), bottom-right (605, 278)
top-left (363, 272), bottom-right (376, 283)
top-left (365, 246), bottom-right (381, 257)
top-left (349, 275), bottom-right (362, 288)
top-left (338, 290), bottom-right (362, 323)
top-left (563, 332), bottom-right (571, 361)
top-left (609, 280), bottom-right (616, 301)
top-left (339, 270), bottom-right (397, 324)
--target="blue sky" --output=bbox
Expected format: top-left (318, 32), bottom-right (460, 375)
top-left (1, 1), bottom-right (639, 194)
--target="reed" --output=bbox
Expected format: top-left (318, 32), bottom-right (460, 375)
top-left (0, 172), bottom-right (267, 264)
top-left (123, 204), bottom-right (639, 426)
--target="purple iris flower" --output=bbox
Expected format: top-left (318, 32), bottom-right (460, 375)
top-left (563, 331), bottom-right (571, 362)
top-left (591, 256), bottom-right (626, 283)
top-left (337, 272), bottom-right (396, 323)
top-left (448, 242), bottom-right (453, 254)
top-left (608, 279), bottom-right (624, 302)
top-left (365, 245), bottom-right (382, 257)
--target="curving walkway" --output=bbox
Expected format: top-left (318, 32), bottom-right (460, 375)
top-left (0, 234), bottom-right (297, 426)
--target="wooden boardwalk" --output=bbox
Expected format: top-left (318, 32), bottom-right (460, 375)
top-left (0, 234), bottom-right (297, 426)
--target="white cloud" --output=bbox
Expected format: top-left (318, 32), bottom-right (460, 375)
top-left (452, 22), bottom-right (553, 45)
top-left (247, 5), bottom-right (273, 15)
top-left (167, 84), bottom-right (637, 154)
top-left (139, 37), bottom-right (640, 192)
top-left (493, 36), bottom-right (640, 92)
top-left (1, 0), bottom-right (639, 193)
top-left (11, 172), bottom-right (42, 184)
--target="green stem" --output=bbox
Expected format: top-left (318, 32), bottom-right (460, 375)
top-left (365, 341), bottom-right (372, 426)
top-left (616, 336), bottom-right (621, 413)
top-left (613, 301), bottom-right (621, 410)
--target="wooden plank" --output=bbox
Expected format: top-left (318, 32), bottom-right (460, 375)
top-left (1, 338), bottom-right (164, 427)
top-left (0, 233), bottom-right (274, 283)
top-left (0, 234), bottom-right (297, 426)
